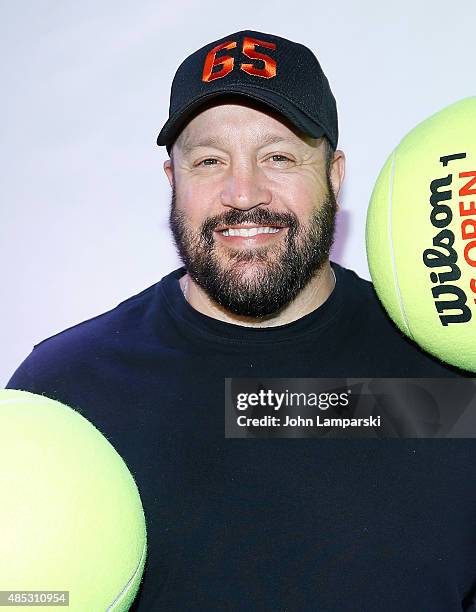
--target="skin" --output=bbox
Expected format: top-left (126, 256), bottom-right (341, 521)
top-left (163, 99), bottom-right (346, 328)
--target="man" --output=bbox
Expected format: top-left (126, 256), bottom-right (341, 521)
top-left (7, 30), bottom-right (476, 611)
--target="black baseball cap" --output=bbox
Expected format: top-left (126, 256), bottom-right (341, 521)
top-left (156, 30), bottom-right (338, 152)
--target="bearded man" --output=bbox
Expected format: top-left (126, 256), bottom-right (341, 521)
top-left (7, 31), bottom-right (476, 611)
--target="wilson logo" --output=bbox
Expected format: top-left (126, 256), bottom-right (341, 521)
top-left (422, 152), bottom-right (476, 326)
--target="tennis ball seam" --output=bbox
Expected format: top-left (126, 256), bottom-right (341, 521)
top-left (388, 149), bottom-right (414, 340)
top-left (106, 536), bottom-right (147, 610)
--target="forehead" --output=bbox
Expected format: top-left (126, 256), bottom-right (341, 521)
top-left (175, 97), bottom-right (318, 153)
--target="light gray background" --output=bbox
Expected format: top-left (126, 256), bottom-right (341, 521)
top-left (1, 1), bottom-right (474, 385)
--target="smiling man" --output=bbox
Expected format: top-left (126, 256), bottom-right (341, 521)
top-left (7, 30), bottom-right (476, 612)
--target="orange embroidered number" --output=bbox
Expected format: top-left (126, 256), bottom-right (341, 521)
top-left (202, 38), bottom-right (277, 82)
top-left (241, 37), bottom-right (277, 78)
top-left (202, 41), bottom-right (237, 82)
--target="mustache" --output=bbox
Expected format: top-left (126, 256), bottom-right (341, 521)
top-left (200, 208), bottom-right (299, 244)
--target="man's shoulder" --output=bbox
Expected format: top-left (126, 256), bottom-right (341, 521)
top-left (333, 261), bottom-right (422, 345)
top-left (332, 261), bottom-right (380, 310)
top-left (34, 281), bottom-right (161, 352)
top-left (6, 274), bottom-right (176, 392)
top-left (332, 262), bottom-right (467, 376)
top-left (333, 260), bottom-right (402, 317)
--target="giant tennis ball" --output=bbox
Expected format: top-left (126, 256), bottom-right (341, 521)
top-left (0, 389), bottom-right (147, 611)
top-left (366, 96), bottom-right (476, 372)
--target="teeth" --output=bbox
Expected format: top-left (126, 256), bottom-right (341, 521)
top-left (221, 227), bottom-right (281, 237)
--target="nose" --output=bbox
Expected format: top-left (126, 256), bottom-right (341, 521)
top-left (220, 161), bottom-right (272, 210)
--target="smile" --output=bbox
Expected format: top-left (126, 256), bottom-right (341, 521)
top-left (220, 226), bottom-right (281, 237)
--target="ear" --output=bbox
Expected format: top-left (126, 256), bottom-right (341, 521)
top-left (329, 149), bottom-right (346, 201)
top-left (163, 159), bottom-right (174, 188)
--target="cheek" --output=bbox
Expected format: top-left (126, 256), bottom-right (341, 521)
top-left (174, 180), bottom-right (219, 226)
top-left (276, 178), bottom-right (322, 219)
top-left (175, 180), bottom-right (220, 220)
top-left (274, 167), bottom-right (327, 203)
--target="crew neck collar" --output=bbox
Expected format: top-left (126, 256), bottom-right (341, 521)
top-left (159, 262), bottom-right (348, 345)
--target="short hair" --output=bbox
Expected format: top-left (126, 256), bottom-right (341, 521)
top-left (323, 136), bottom-right (335, 176)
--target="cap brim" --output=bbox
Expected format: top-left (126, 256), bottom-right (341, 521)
top-left (157, 85), bottom-right (326, 148)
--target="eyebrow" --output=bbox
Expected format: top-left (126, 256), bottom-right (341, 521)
top-left (180, 134), bottom-right (300, 155)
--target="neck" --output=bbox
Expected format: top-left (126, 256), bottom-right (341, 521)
top-left (180, 261), bottom-right (336, 328)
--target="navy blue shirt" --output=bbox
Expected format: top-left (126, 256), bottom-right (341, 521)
top-left (7, 263), bottom-right (476, 611)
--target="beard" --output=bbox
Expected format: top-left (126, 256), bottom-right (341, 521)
top-left (169, 183), bottom-right (337, 318)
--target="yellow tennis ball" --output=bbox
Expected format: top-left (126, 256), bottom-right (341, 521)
top-left (366, 96), bottom-right (476, 372)
top-left (0, 389), bottom-right (147, 611)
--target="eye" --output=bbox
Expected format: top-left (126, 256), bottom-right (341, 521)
top-left (196, 158), bottom-right (220, 167)
top-left (268, 154), bottom-right (293, 164)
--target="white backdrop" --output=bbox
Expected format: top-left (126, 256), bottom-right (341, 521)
top-left (1, 0), bottom-right (475, 384)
